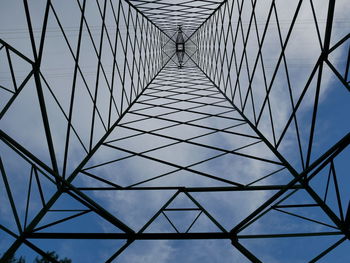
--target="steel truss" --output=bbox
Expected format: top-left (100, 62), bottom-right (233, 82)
top-left (0, 0), bottom-right (349, 262)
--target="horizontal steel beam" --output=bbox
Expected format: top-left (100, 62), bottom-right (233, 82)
top-left (26, 231), bottom-right (343, 240)
top-left (76, 185), bottom-right (304, 192)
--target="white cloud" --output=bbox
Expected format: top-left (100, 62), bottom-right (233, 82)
top-left (0, 0), bottom-right (348, 261)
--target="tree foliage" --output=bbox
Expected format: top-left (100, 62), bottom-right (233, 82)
top-left (0, 254), bottom-right (25, 263)
top-left (34, 251), bottom-right (71, 263)
top-left (1, 252), bottom-right (71, 263)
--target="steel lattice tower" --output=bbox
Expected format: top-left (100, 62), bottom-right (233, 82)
top-left (0, 0), bottom-right (349, 262)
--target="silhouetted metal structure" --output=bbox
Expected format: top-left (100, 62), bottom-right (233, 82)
top-left (176, 26), bottom-right (185, 68)
top-left (0, 0), bottom-right (349, 262)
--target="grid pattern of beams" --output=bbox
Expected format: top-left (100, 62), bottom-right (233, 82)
top-left (128, 0), bottom-right (225, 38)
top-left (0, 0), bottom-right (349, 262)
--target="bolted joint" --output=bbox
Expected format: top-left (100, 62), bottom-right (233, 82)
top-left (32, 60), bottom-right (41, 72)
top-left (176, 25), bottom-right (185, 52)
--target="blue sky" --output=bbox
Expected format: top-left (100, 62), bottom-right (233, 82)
top-left (0, 0), bottom-right (349, 262)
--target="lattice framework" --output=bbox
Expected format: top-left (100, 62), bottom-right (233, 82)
top-left (0, 0), bottom-right (349, 262)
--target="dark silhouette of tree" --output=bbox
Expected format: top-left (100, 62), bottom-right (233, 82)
top-left (1, 252), bottom-right (71, 263)
top-left (0, 254), bottom-right (25, 263)
top-left (34, 251), bottom-right (71, 263)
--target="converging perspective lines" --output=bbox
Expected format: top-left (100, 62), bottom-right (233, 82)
top-left (0, 0), bottom-right (349, 262)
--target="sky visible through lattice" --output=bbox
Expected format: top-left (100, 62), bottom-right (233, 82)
top-left (0, 0), bottom-right (349, 262)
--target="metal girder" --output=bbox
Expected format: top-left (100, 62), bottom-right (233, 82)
top-left (0, 0), bottom-right (349, 262)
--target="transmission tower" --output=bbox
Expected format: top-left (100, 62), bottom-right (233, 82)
top-left (0, 0), bottom-right (349, 262)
